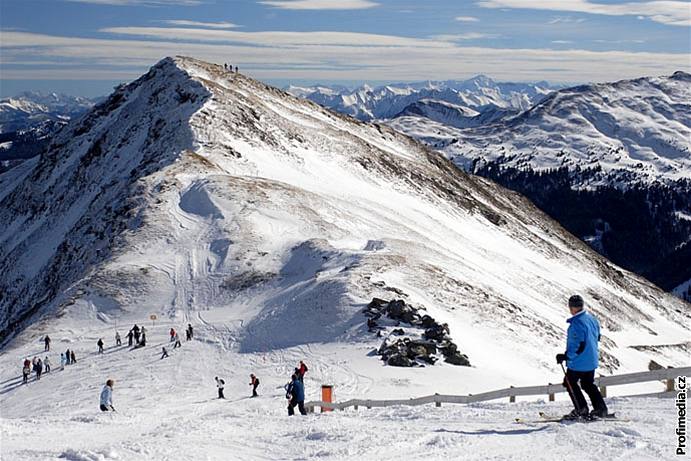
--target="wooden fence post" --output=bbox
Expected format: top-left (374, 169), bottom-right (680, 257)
top-left (509, 386), bottom-right (515, 403)
top-left (548, 393), bottom-right (555, 402)
top-left (666, 378), bottom-right (675, 392)
top-left (599, 386), bottom-right (607, 398)
top-left (354, 405), bottom-right (358, 410)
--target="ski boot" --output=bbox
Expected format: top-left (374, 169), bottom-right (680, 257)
top-left (562, 408), bottom-right (589, 421)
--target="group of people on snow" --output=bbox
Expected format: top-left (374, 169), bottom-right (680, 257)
top-left (23, 357), bottom-right (48, 383)
top-left (125, 324), bottom-right (146, 347)
top-left (214, 373), bottom-right (262, 400)
top-left (22, 340), bottom-right (78, 384)
top-left (223, 63), bottom-right (238, 73)
top-left (30, 294), bottom-right (608, 423)
top-left (209, 359), bottom-right (308, 412)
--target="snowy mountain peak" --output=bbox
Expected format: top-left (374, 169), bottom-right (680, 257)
top-left (0, 57), bottom-right (688, 388)
top-left (439, 71), bottom-right (691, 186)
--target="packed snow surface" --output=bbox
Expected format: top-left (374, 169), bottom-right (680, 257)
top-left (0, 320), bottom-right (683, 461)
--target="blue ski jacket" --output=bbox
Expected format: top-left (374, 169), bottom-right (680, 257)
top-left (290, 378), bottom-right (305, 402)
top-left (565, 310), bottom-right (600, 371)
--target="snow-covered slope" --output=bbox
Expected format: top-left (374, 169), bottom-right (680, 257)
top-left (287, 76), bottom-right (554, 122)
top-left (389, 72), bottom-right (691, 186)
top-left (0, 56), bottom-right (689, 379)
top-left (0, 321), bottom-right (681, 461)
top-left (0, 56), bottom-right (688, 461)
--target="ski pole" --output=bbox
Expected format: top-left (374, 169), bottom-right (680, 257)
top-left (560, 362), bottom-right (583, 416)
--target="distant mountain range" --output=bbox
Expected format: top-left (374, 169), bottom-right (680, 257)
top-left (0, 92), bottom-right (95, 173)
top-left (287, 75), bottom-right (556, 122)
top-left (294, 73), bottom-right (691, 301)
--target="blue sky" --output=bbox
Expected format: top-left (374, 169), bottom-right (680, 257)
top-left (1, 0), bottom-right (689, 97)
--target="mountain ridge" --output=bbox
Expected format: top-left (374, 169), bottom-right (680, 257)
top-left (0, 57), bottom-right (688, 383)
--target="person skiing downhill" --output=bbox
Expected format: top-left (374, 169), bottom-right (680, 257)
top-left (556, 295), bottom-right (609, 420)
top-left (215, 376), bottom-right (225, 399)
top-left (97, 338), bottom-right (104, 354)
top-left (250, 374), bottom-right (260, 397)
top-left (100, 379), bottom-right (115, 411)
top-left (285, 374), bottom-right (306, 416)
top-left (44, 335), bottom-right (51, 351)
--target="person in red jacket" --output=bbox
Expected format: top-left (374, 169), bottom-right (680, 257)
top-left (22, 359), bottom-right (31, 384)
top-left (169, 328), bottom-right (176, 342)
top-left (298, 360), bottom-right (308, 382)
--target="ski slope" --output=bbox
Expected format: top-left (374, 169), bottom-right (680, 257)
top-left (0, 318), bottom-right (681, 461)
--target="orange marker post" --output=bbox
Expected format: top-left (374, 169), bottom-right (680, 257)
top-left (321, 385), bottom-right (334, 413)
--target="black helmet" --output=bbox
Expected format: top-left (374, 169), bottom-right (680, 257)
top-left (568, 295), bottom-right (584, 308)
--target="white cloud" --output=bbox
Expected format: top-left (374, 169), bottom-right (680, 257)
top-left (548, 16), bottom-right (586, 24)
top-left (551, 40), bottom-right (574, 44)
top-left (593, 39), bottom-right (646, 44)
top-left (477, 0), bottom-right (691, 26)
top-left (98, 26), bottom-right (453, 47)
top-left (0, 29), bottom-right (688, 83)
top-left (161, 20), bottom-right (240, 29)
top-left (259, 0), bottom-right (379, 10)
top-left (433, 33), bottom-right (499, 41)
top-left (455, 16), bottom-right (480, 22)
top-left (65, 0), bottom-right (202, 5)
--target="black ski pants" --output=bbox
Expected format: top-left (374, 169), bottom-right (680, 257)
top-left (288, 397), bottom-right (306, 416)
top-left (564, 369), bottom-right (607, 414)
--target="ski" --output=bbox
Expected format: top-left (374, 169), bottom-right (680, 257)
top-left (539, 411), bottom-right (625, 421)
top-left (516, 412), bottom-right (628, 424)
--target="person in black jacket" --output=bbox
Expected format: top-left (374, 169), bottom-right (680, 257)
top-left (97, 338), bottom-right (104, 354)
top-left (250, 374), bottom-right (259, 397)
top-left (285, 374), bottom-right (306, 416)
top-left (215, 376), bottom-right (225, 399)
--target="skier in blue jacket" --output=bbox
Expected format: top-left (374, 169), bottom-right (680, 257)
top-left (556, 295), bottom-right (608, 419)
top-left (286, 374), bottom-right (307, 416)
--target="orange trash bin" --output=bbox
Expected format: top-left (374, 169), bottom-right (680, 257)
top-left (321, 385), bottom-right (334, 412)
